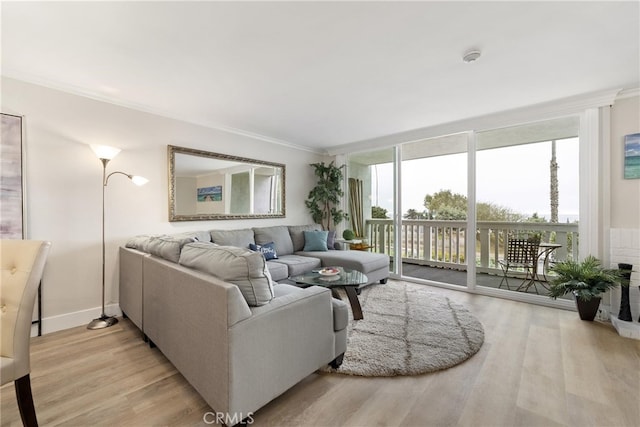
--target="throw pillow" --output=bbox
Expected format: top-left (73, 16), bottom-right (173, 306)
top-left (303, 230), bottom-right (329, 252)
top-left (179, 243), bottom-right (275, 306)
top-left (249, 242), bottom-right (278, 260)
top-left (288, 224), bottom-right (322, 252)
top-left (327, 230), bottom-right (336, 250)
top-left (146, 235), bottom-right (196, 263)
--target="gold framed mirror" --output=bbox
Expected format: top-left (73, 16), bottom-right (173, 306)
top-left (168, 145), bottom-right (285, 221)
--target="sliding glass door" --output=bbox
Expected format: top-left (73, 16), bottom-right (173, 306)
top-left (400, 134), bottom-right (468, 285)
top-left (475, 117), bottom-right (580, 298)
top-left (345, 115), bottom-right (583, 304)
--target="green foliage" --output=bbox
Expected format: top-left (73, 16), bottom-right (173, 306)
top-left (305, 161), bottom-right (348, 230)
top-left (342, 229), bottom-right (355, 240)
top-left (424, 190), bottom-right (466, 218)
top-left (477, 202), bottom-right (524, 222)
top-left (525, 212), bottom-right (548, 223)
top-left (436, 205), bottom-right (466, 220)
top-left (371, 205), bottom-right (389, 219)
top-left (403, 209), bottom-right (428, 219)
top-left (424, 189), bottom-right (523, 221)
top-left (547, 255), bottom-right (620, 301)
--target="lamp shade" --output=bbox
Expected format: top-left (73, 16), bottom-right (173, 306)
top-left (90, 144), bottom-right (121, 160)
top-left (131, 176), bottom-right (149, 186)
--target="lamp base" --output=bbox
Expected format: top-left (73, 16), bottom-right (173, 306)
top-left (87, 315), bottom-right (119, 330)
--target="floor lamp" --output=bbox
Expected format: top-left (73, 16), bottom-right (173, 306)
top-left (87, 144), bottom-right (148, 330)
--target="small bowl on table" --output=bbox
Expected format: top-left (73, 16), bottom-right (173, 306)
top-left (318, 267), bottom-right (340, 277)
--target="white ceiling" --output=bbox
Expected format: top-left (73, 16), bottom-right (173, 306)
top-left (2, 1), bottom-right (639, 152)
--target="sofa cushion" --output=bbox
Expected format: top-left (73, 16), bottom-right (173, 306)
top-left (253, 226), bottom-right (294, 256)
top-left (249, 242), bottom-right (278, 260)
top-left (272, 284), bottom-right (347, 332)
top-left (294, 250), bottom-right (390, 274)
top-left (288, 224), bottom-right (322, 252)
top-left (303, 230), bottom-right (329, 252)
top-left (172, 230), bottom-right (212, 243)
top-left (269, 254), bottom-right (321, 276)
top-left (179, 242), bottom-right (274, 306)
top-left (125, 234), bottom-right (156, 252)
top-left (210, 228), bottom-right (255, 247)
top-left (146, 235), bottom-right (196, 263)
top-left (266, 260), bottom-right (289, 281)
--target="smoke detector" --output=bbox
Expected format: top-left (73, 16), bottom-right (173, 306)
top-left (463, 50), bottom-right (481, 63)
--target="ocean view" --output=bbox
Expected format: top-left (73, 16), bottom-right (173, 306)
top-left (624, 155), bottom-right (640, 179)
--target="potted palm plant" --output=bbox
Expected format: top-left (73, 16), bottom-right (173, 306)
top-left (548, 255), bottom-right (621, 321)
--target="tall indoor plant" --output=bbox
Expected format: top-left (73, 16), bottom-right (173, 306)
top-left (305, 161), bottom-right (348, 230)
top-left (548, 255), bottom-right (621, 321)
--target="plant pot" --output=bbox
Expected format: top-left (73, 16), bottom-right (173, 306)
top-left (573, 293), bottom-right (601, 321)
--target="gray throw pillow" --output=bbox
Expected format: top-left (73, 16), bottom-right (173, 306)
top-left (179, 242), bottom-right (275, 307)
top-left (146, 235), bottom-right (195, 263)
top-left (125, 234), bottom-right (156, 252)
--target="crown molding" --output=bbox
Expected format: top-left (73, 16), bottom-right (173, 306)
top-left (328, 88), bottom-right (622, 156)
top-left (2, 72), bottom-right (325, 154)
top-left (616, 87), bottom-right (640, 100)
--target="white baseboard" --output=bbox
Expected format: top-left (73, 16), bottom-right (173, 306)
top-left (31, 304), bottom-right (123, 337)
top-left (611, 316), bottom-right (640, 340)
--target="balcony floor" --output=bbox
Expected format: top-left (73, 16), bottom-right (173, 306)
top-left (400, 262), bottom-right (557, 297)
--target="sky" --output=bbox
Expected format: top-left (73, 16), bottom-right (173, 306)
top-left (625, 133), bottom-right (640, 157)
top-left (370, 138), bottom-right (580, 221)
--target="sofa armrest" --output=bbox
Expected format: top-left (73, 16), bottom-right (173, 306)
top-left (227, 285), bottom-right (335, 415)
top-left (119, 247), bottom-right (149, 330)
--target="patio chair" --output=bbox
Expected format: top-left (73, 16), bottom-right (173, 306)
top-left (498, 235), bottom-right (541, 293)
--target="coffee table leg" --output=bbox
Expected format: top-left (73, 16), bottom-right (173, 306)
top-left (344, 286), bottom-right (363, 320)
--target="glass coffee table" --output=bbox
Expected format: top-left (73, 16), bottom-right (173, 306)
top-left (290, 267), bottom-right (368, 320)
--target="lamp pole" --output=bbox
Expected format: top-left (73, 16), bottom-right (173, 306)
top-left (87, 158), bottom-right (118, 329)
top-left (87, 146), bottom-right (147, 330)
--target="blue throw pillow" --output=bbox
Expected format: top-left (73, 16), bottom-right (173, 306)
top-left (303, 230), bottom-right (329, 252)
top-left (249, 242), bottom-right (278, 260)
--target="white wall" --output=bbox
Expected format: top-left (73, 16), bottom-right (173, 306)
top-left (1, 77), bottom-right (326, 333)
top-left (610, 95), bottom-right (640, 229)
top-left (608, 94), bottom-right (640, 320)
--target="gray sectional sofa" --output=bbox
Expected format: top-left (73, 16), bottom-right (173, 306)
top-left (119, 224), bottom-right (389, 423)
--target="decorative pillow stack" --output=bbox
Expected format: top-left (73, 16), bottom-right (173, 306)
top-left (249, 242), bottom-right (278, 260)
top-left (179, 242), bottom-right (275, 306)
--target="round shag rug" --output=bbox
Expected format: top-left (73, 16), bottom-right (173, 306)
top-left (321, 281), bottom-right (484, 377)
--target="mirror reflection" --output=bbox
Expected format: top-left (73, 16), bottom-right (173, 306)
top-left (168, 145), bottom-right (285, 221)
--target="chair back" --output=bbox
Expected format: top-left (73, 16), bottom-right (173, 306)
top-left (505, 236), bottom-right (540, 264)
top-left (1, 240), bottom-right (51, 384)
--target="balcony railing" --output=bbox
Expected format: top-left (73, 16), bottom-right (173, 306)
top-left (365, 219), bottom-right (579, 276)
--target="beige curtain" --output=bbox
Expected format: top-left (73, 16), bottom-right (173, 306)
top-left (348, 178), bottom-right (364, 237)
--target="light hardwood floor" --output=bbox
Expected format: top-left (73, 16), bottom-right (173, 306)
top-left (2, 281), bottom-right (639, 427)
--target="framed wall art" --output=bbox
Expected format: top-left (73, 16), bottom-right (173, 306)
top-left (197, 185), bottom-right (223, 202)
top-left (624, 133), bottom-right (640, 179)
top-left (1, 113), bottom-right (25, 238)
